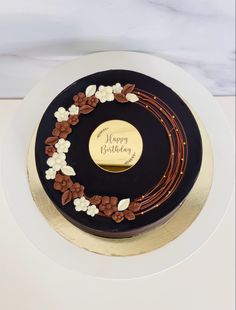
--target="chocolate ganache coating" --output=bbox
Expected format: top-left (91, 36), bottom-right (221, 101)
top-left (35, 70), bottom-right (202, 238)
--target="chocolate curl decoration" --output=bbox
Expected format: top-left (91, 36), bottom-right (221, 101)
top-left (132, 89), bottom-right (188, 215)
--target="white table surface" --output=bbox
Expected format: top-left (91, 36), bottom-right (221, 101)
top-left (0, 97), bottom-right (235, 310)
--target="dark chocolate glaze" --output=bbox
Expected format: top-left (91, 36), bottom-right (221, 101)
top-left (35, 70), bottom-right (202, 238)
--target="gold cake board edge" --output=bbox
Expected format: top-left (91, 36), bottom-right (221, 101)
top-left (27, 107), bottom-right (213, 256)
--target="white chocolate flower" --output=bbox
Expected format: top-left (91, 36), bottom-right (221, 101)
top-left (47, 152), bottom-right (67, 171)
top-left (87, 205), bottom-right (99, 217)
top-left (55, 138), bottom-right (71, 153)
top-left (68, 104), bottom-right (79, 115)
top-left (74, 197), bottom-right (90, 212)
top-left (112, 83), bottom-right (123, 94)
top-left (45, 168), bottom-right (56, 180)
top-left (54, 107), bottom-right (69, 122)
top-left (95, 85), bottom-right (114, 103)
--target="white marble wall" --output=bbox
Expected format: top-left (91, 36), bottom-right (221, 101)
top-left (0, 0), bottom-right (235, 97)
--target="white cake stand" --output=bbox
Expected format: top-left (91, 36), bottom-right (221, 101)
top-left (0, 52), bottom-right (234, 279)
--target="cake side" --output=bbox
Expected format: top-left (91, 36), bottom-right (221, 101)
top-left (35, 70), bottom-right (202, 238)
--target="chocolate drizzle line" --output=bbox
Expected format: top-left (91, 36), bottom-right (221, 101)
top-left (132, 89), bottom-right (188, 215)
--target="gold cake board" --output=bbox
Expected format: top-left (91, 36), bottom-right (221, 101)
top-left (27, 112), bottom-right (213, 256)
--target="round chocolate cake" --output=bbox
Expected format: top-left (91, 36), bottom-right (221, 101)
top-left (35, 70), bottom-right (202, 238)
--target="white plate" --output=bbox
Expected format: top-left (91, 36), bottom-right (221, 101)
top-left (0, 52), bottom-right (234, 279)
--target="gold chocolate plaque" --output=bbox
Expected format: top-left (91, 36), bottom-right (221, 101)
top-left (88, 120), bottom-right (143, 173)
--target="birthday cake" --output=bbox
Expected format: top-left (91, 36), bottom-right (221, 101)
top-left (35, 70), bottom-right (202, 238)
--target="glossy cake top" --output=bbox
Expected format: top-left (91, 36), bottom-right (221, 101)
top-left (35, 70), bottom-right (202, 238)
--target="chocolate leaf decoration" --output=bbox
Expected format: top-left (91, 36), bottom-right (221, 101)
top-left (126, 93), bottom-right (139, 103)
top-left (45, 136), bottom-right (59, 145)
top-left (61, 165), bottom-right (76, 176)
top-left (80, 105), bottom-right (94, 114)
top-left (114, 93), bottom-right (128, 103)
top-left (122, 84), bottom-right (135, 95)
top-left (61, 190), bottom-right (72, 206)
top-left (117, 198), bottom-right (130, 211)
top-left (85, 85), bottom-right (96, 97)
